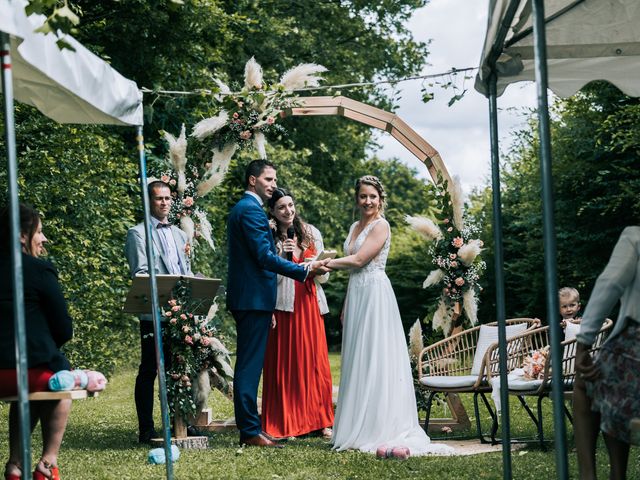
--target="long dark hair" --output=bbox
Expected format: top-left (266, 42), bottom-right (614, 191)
top-left (267, 188), bottom-right (312, 250)
top-left (0, 203), bottom-right (43, 256)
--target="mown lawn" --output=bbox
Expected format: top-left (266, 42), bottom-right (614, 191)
top-left (0, 353), bottom-right (637, 479)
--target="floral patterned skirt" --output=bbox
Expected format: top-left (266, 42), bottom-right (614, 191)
top-left (587, 321), bottom-right (640, 444)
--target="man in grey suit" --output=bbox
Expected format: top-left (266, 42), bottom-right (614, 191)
top-left (125, 180), bottom-right (192, 443)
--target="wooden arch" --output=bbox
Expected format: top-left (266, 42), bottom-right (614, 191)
top-left (283, 96), bottom-right (451, 185)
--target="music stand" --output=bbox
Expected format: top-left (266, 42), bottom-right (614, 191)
top-left (123, 274), bottom-right (222, 315)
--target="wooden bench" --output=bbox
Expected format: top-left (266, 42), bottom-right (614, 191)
top-left (0, 390), bottom-right (97, 402)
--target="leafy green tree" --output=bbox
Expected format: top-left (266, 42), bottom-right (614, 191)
top-left (472, 82), bottom-right (640, 324)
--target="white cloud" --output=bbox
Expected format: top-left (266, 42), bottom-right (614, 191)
top-left (371, 0), bottom-right (538, 193)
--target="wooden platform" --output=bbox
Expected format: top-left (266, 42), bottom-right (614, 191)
top-left (0, 390), bottom-right (97, 402)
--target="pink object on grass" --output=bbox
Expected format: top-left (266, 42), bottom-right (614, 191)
top-left (376, 445), bottom-right (411, 460)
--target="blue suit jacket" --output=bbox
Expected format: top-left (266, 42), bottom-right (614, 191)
top-left (226, 193), bottom-right (307, 312)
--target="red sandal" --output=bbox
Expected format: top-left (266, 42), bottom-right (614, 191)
top-left (33, 460), bottom-right (60, 480)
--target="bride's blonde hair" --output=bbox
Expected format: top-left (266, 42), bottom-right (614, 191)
top-left (354, 175), bottom-right (387, 213)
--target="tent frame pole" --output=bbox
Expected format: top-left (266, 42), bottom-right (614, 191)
top-left (1, 31), bottom-right (33, 479)
top-left (488, 72), bottom-right (512, 480)
top-left (531, 1), bottom-right (569, 478)
top-left (135, 126), bottom-right (174, 480)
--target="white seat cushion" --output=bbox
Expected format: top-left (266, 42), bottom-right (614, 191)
top-left (419, 375), bottom-right (479, 389)
top-left (470, 323), bottom-right (529, 375)
top-left (508, 378), bottom-right (543, 391)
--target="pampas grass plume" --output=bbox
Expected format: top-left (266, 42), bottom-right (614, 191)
top-left (408, 319), bottom-right (424, 361)
top-left (450, 175), bottom-right (464, 231)
top-left (280, 63), bottom-right (328, 90)
top-left (463, 289), bottom-right (478, 326)
top-left (432, 299), bottom-right (452, 336)
top-left (423, 269), bottom-right (445, 289)
top-left (192, 110), bottom-right (229, 140)
top-left (458, 239), bottom-right (482, 266)
top-left (180, 215), bottom-right (195, 244)
top-left (163, 124), bottom-right (187, 173)
top-left (244, 56), bottom-right (264, 89)
top-left (406, 215), bottom-right (443, 241)
top-left (253, 131), bottom-right (267, 159)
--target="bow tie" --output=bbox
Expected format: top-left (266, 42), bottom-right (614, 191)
top-left (157, 223), bottom-right (171, 229)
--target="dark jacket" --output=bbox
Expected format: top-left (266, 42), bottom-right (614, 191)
top-left (0, 253), bottom-right (73, 371)
top-left (226, 193), bottom-right (307, 312)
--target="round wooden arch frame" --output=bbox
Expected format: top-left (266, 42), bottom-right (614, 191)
top-left (283, 96), bottom-right (451, 184)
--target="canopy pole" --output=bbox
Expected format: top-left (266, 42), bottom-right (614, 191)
top-left (531, 1), bottom-right (568, 478)
top-left (1, 31), bottom-right (33, 478)
top-left (488, 73), bottom-right (512, 480)
top-left (135, 126), bottom-right (174, 480)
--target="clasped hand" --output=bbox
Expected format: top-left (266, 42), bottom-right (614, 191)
top-left (575, 342), bottom-right (600, 382)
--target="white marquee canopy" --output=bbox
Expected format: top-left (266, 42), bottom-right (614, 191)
top-left (0, 0), bottom-right (142, 125)
top-left (475, 0), bottom-right (640, 98)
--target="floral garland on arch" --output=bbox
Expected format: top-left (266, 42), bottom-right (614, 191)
top-left (191, 56), bottom-right (327, 161)
top-left (154, 57), bottom-right (327, 254)
top-left (406, 173), bottom-right (486, 336)
top-left (163, 279), bottom-right (234, 421)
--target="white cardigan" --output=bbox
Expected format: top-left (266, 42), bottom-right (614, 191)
top-left (275, 224), bottom-right (329, 315)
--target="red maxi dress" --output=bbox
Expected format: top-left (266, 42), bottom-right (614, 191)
top-left (262, 246), bottom-right (334, 438)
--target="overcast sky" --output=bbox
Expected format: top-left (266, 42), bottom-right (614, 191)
top-left (374, 0), bottom-right (538, 193)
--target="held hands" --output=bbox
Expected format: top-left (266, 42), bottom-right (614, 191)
top-left (308, 258), bottom-right (332, 275)
top-left (575, 342), bottom-right (600, 382)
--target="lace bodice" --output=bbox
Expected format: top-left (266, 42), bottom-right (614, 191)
top-left (343, 218), bottom-right (390, 282)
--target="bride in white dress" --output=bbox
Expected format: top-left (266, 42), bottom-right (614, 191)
top-left (327, 176), bottom-right (452, 455)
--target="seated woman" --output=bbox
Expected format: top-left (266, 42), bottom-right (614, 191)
top-left (261, 188), bottom-right (334, 439)
top-left (0, 204), bottom-right (73, 480)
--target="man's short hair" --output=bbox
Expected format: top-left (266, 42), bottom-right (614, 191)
top-left (244, 159), bottom-right (276, 187)
top-left (148, 180), bottom-right (170, 198)
top-left (558, 287), bottom-right (580, 302)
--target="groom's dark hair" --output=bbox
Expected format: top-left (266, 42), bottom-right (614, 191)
top-left (244, 159), bottom-right (276, 187)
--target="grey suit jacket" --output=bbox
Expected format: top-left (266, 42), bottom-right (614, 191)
top-left (125, 221), bottom-right (192, 320)
top-left (578, 226), bottom-right (640, 346)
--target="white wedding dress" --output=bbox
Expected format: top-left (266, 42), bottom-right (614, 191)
top-left (331, 218), bottom-right (453, 455)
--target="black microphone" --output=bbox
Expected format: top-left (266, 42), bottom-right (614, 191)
top-left (286, 226), bottom-right (295, 261)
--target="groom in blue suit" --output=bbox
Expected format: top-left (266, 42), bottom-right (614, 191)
top-left (227, 159), bottom-right (330, 447)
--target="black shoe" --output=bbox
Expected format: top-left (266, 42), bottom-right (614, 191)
top-left (138, 429), bottom-right (158, 444)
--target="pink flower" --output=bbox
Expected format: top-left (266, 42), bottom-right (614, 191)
top-left (169, 179), bottom-right (177, 186)
top-left (443, 218), bottom-right (450, 224)
top-left (447, 227), bottom-right (453, 233)
top-left (182, 197), bottom-right (194, 207)
top-left (184, 335), bottom-right (193, 345)
top-left (182, 325), bottom-right (190, 333)
top-left (452, 237), bottom-right (464, 248)
top-left (450, 261), bottom-right (458, 268)
top-left (239, 130), bottom-right (252, 140)
top-left (455, 277), bottom-right (465, 287)
top-left (180, 313), bottom-right (187, 320)
top-left (266, 116), bottom-right (275, 125)
top-left (201, 337), bottom-right (211, 346)
top-left (164, 311), bottom-right (172, 317)
top-left (168, 299), bottom-right (177, 306)
top-left (181, 375), bottom-right (189, 382)
top-left (161, 175), bottom-right (170, 183)
top-left (172, 305), bottom-right (181, 312)
top-left (169, 318), bottom-right (177, 325)
top-left (449, 253), bottom-right (457, 260)
top-left (233, 112), bottom-right (239, 119)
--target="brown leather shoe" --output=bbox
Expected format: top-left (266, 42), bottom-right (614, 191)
top-left (240, 434), bottom-right (284, 448)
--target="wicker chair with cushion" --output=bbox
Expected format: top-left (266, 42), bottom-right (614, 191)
top-left (495, 319), bottom-right (613, 447)
top-left (418, 317), bottom-right (540, 442)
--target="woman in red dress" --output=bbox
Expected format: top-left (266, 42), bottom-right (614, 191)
top-left (262, 188), bottom-right (334, 439)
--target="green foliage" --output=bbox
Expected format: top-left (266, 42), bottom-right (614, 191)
top-left (471, 82), bottom-right (640, 323)
top-left (0, 104), bottom-right (139, 373)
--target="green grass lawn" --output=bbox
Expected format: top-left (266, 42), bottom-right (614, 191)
top-left (0, 353), bottom-right (637, 479)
